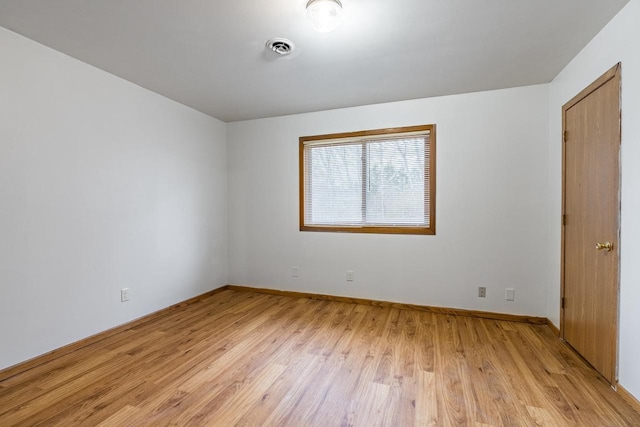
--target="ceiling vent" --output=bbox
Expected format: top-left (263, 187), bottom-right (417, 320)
top-left (266, 38), bottom-right (295, 56)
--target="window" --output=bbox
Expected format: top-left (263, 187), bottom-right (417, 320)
top-left (299, 125), bottom-right (436, 235)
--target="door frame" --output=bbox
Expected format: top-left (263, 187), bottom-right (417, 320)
top-left (560, 62), bottom-right (621, 382)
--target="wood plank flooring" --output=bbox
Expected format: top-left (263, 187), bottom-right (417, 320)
top-left (1, 288), bottom-right (639, 426)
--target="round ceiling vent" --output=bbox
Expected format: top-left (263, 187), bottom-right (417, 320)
top-left (266, 38), bottom-right (296, 56)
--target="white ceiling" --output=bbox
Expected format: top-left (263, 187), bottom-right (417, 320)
top-left (0, 0), bottom-right (629, 122)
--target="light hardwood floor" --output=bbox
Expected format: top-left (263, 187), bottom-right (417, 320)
top-left (1, 288), bottom-right (639, 426)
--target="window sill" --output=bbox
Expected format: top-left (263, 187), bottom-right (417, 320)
top-left (300, 225), bottom-right (435, 235)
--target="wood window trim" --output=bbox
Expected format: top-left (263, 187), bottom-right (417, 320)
top-left (299, 124), bottom-right (436, 235)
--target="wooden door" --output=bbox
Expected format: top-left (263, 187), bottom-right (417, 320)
top-left (561, 63), bottom-right (621, 385)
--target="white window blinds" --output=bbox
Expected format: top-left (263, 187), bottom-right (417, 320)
top-left (301, 129), bottom-right (432, 230)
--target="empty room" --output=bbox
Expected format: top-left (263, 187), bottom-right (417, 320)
top-left (1, 0), bottom-right (640, 425)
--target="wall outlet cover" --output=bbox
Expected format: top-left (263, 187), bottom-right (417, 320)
top-left (505, 288), bottom-right (515, 301)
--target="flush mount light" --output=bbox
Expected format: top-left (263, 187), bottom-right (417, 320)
top-left (306, 0), bottom-right (343, 33)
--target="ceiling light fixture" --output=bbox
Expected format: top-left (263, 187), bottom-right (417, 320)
top-left (306, 0), bottom-right (343, 33)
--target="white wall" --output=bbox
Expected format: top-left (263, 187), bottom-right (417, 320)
top-left (548, 0), bottom-right (640, 400)
top-left (0, 28), bottom-right (228, 370)
top-left (228, 85), bottom-right (550, 317)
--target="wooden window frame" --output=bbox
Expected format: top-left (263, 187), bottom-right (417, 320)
top-left (299, 124), bottom-right (436, 235)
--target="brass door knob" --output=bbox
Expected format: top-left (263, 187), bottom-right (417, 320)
top-left (596, 242), bottom-right (613, 251)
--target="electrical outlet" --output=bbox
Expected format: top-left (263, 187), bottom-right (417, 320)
top-left (478, 286), bottom-right (486, 298)
top-left (292, 267), bottom-right (299, 277)
top-left (347, 271), bottom-right (354, 282)
top-left (121, 288), bottom-right (130, 302)
top-left (505, 288), bottom-right (515, 301)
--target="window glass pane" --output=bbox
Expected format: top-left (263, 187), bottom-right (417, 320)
top-left (366, 137), bottom-right (426, 225)
top-left (308, 144), bottom-right (363, 225)
top-left (300, 125), bottom-right (434, 235)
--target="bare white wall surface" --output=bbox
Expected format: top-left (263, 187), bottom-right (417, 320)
top-left (228, 85), bottom-right (550, 318)
top-left (548, 0), bottom-right (640, 400)
top-left (0, 27), bottom-right (228, 370)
